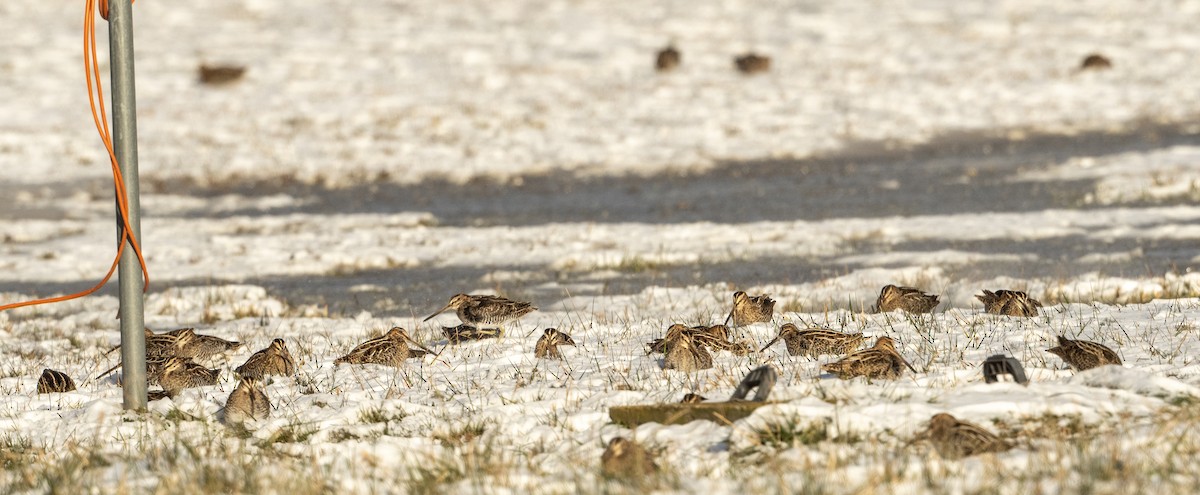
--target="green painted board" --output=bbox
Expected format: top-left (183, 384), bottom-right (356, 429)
top-left (609, 401), bottom-right (776, 428)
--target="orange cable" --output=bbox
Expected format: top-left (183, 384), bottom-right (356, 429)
top-left (0, 0), bottom-right (149, 312)
top-left (86, 0), bottom-right (149, 284)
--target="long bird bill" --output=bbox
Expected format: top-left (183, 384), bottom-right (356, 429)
top-left (758, 335), bottom-right (782, 353)
top-left (422, 303), bottom-right (454, 322)
top-left (403, 333), bottom-right (436, 355)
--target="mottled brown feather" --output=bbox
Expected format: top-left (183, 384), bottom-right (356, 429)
top-left (37, 369), bottom-right (76, 394)
top-left (655, 45), bottom-right (681, 71)
top-left (334, 327), bottom-right (430, 367)
top-left (724, 291), bottom-right (775, 327)
top-left (977, 290), bottom-right (1042, 317)
top-left (424, 294), bottom-right (536, 328)
top-left (916, 413), bottom-right (1012, 459)
top-left (875, 285), bottom-right (940, 314)
top-left (601, 437), bottom-right (658, 479)
top-left (223, 377), bottom-right (271, 424)
top-left (760, 323), bottom-right (866, 357)
top-left (1046, 335), bottom-right (1121, 371)
top-left (158, 357), bottom-right (220, 392)
top-left (663, 332), bottom-right (713, 372)
top-left (734, 53), bottom-right (771, 74)
top-left (821, 336), bottom-right (915, 379)
top-left (236, 338), bottom-right (297, 379)
top-left (534, 328), bottom-right (576, 359)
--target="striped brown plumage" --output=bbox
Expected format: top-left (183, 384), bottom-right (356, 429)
top-left (1046, 335), bottom-right (1121, 371)
top-left (534, 328), bottom-right (576, 359)
top-left (223, 377), bottom-right (271, 424)
top-left (37, 369), bottom-right (76, 394)
top-left (236, 338), bottom-right (297, 379)
top-left (724, 291), bottom-right (775, 327)
top-left (875, 284), bottom-right (940, 314)
top-left (821, 336), bottom-right (916, 379)
top-left (98, 328), bottom-right (197, 383)
top-left (977, 290), bottom-right (1043, 317)
top-left (442, 324), bottom-right (502, 344)
top-left (167, 328), bottom-right (242, 361)
top-left (334, 327), bottom-right (433, 367)
top-left (915, 413), bottom-right (1012, 459)
top-left (424, 294), bottom-right (536, 329)
top-left (158, 357), bottom-right (220, 392)
top-left (601, 437), bottom-right (658, 480)
top-left (760, 323), bottom-right (866, 357)
top-left (662, 331), bottom-right (713, 372)
top-left (648, 324), bottom-right (747, 354)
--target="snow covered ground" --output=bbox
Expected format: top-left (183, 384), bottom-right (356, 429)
top-left (3, 0), bottom-right (1200, 493)
top-left (3, 289), bottom-right (1200, 493)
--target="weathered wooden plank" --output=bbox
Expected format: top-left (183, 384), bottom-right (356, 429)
top-left (609, 401), bottom-right (775, 428)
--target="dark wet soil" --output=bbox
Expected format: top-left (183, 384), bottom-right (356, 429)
top-left (5, 121), bottom-right (1200, 317)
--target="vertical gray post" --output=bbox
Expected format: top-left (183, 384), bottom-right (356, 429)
top-left (109, 0), bottom-right (147, 411)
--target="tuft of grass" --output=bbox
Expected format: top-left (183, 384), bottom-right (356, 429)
top-left (261, 422), bottom-right (318, 446)
top-left (164, 408), bottom-right (202, 424)
top-left (404, 440), bottom-right (514, 495)
top-left (750, 416), bottom-right (831, 449)
top-left (1, 434), bottom-right (38, 469)
top-left (328, 429), bottom-right (362, 443)
top-left (432, 420), bottom-right (491, 448)
top-left (614, 256), bottom-right (661, 273)
top-left (358, 405), bottom-right (407, 424)
top-left (993, 412), bottom-right (1089, 440)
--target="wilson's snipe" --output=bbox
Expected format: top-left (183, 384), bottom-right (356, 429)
top-left (647, 324), bottom-right (694, 354)
top-left (648, 324), bottom-right (746, 354)
top-left (1046, 335), bottom-right (1121, 371)
top-left (875, 284), bottom-right (940, 314)
top-left (235, 338), bottom-right (297, 379)
top-left (693, 324), bottom-right (754, 355)
top-left (655, 45), bottom-right (681, 71)
top-left (334, 327), bottom-right (434, 366)
top-left (1080, 53), bottom-right (1112, 71)
top-left (442, 324), bottom-right (502, 344)
top-left (158, 357), bottom-right (220, 392)
top-left (198, 63), bottom-right (247, 85)
top-left (601, 437), bottom-right (658, 480)
top-left (424, 294), bottom-right (537, 329)
top-left (822, 336), bottom-right (916, 379)
top-left (148, 389), bottom-right (177, 402)
top-left (157, 327), bottom-right (199, 356)
top-left (724, 291), bottom-right (775, 327)
top-left (37, 369), bottom-right (76, 394)
top-left (663, 330), bottom-right (714, 372)
top-left (914, 413), bottom-right (1011, 459)
top-left (167, 328), bottom-right (242, 361)
top-left (680, 393), bottom-right (706, 404)
top-left (734, 53), bottom-right (771, 74)
top-left (223, 377), bottom-right (271, 424)
top-left (99, 328), bottom-right (196, 382)
top-left (760, 323), bottom-right (866, 357)
top-left (534, 328), bottom-right (576, 359)
top-left (144, 354), bottom-right (179, 385)
top-left (105, 327), bottom-right (182, 357)
top-left (977, 290), bottom-right (1042, 317)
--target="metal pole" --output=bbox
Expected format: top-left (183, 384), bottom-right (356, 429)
top-left (109, 0), bottom-right (146, 411)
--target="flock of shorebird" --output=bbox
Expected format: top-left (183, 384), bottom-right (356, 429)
top-left (601, 284), bottom-right (1124, 476)
top-left (32, 284), bottom-right (1124, 472)
top-left (651, 45), bottom-right (1111, 78)
top-left (653, 44), bottom-right (771, 75)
